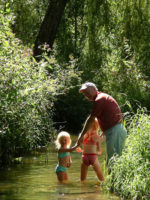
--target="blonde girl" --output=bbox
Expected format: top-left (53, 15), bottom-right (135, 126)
top-left (55, 131), bottom-right (77, 183)
top-left (80, 118), bottom-right (104, 182)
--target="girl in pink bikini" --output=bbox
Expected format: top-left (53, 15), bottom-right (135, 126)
top-left (77, 118), bottom-right (104, 182)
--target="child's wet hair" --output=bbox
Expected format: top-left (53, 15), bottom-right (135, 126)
top-left (55, 131), bottom-right (72, 149)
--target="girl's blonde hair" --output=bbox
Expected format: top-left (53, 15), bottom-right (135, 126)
top-left (90, 118), bottom-right (99, 134)
top-left (55, 131), bottom-right (72, 149)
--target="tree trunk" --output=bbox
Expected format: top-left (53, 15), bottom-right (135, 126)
top-left (33, 0), bottom-right (67, 61)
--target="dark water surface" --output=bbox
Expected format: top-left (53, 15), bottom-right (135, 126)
top-left (0, 141), bottom-right (120, 200)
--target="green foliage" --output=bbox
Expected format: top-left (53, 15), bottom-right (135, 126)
top-left (2, 0), bottom-right (49, 45)
top-left (97, 39), bottom-right (149, 112)
top-left (111, 0), bottom-right (150, 78)
top-left (81, 0), bottom-right (150, 111)
top-left (54, 0), bottom-right (86, 63)
top-left (82, 0), bottom-right (111, 70)
top-left (55, 0), bottom-right (150, 112)
top-left (106, 109), bottom-right (150, 199)
top-left (0, 8), bottom-right (81, 165)
top-left (4, 1), bottom-right (150, 101)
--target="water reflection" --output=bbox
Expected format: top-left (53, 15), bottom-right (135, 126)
top-left (0, 143), bottom-right (120, 200)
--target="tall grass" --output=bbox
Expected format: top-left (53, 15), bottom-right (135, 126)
top-left (106, 109), bottom-right (150, 199)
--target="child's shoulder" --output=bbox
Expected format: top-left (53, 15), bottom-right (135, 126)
top-left (58, 148), bottom-right (64, 153)
top-left (58, 147), bottom-right (69, 153)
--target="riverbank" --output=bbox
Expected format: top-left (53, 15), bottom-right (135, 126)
top-left (105, 109), bottom-right (150, 200)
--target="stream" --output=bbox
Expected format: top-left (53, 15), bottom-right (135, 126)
top-left (0, 140), bottom-right (120, 200)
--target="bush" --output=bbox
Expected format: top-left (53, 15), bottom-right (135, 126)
top-left (106, 108), bottom-right (150, 200)
top-left (0, 8), bottom-right (81, 165)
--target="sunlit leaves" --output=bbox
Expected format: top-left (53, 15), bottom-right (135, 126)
top-left (0, 8), bottom-right (81, 165)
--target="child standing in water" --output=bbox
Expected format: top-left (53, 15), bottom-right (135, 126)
top-left (55, 131), bottom-right (78, 183)
top-left (78, 118), bottom-right (104, 182)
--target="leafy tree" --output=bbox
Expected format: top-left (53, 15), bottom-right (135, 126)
top-left (33, 0), bottom-right (68, 60)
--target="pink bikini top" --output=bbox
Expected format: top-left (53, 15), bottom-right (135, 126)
top-left (83, 132), bottom-right (97, 146)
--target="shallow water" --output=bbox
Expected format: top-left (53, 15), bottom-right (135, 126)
top-left (0, 142), bottom-right (120, 200)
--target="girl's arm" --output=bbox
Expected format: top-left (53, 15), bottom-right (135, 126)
top-left (97, 137), bottom-right (102, 155)
top-left (58, 144), bottom-right (79, 153)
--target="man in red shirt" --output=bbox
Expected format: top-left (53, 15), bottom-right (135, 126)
top-left (77, 82), bottom-right (127, 164)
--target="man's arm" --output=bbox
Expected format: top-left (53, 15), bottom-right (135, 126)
top-left (77, 115), bottom-right (95, 145)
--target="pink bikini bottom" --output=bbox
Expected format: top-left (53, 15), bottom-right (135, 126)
top-left (82, 153), bottom-right (97, 166)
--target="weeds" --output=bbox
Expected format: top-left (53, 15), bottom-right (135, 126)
top-left (106, 109), bottom-right (150, 200)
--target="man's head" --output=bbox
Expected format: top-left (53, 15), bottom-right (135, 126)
top-left (79, 82), bottom-right (98, 101)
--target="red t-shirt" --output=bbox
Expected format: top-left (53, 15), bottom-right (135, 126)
top-left (91, 92), bottom-right (122, 132)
